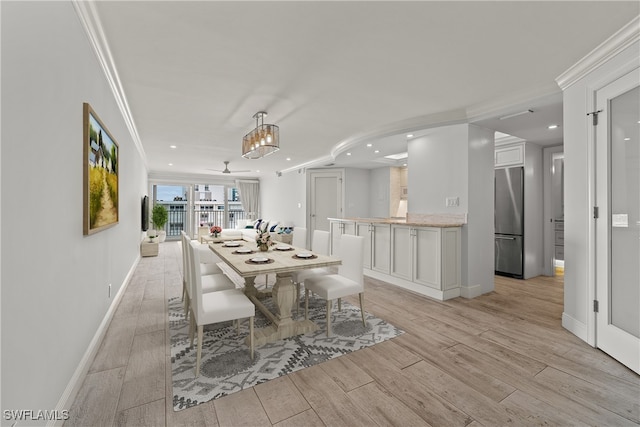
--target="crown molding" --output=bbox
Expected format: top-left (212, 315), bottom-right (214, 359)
top-left (72, 1), bottom-right (147, 168)
top-left (556, 15), bottom-right (640, 90)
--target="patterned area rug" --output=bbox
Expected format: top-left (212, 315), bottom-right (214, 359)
top-left (170, 280), bottom-right (403, 411)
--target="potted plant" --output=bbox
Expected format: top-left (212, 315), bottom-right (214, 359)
top-left (151, 204), bottom-right (168, 242)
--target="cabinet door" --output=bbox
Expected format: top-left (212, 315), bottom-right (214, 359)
top-left (390, 226), bottom-right (412, 280)
top-left (372, 224), bottom-right (391, 273)
top-left (495, 144), bottom-right (524, 167)
top-left (356, 223), bottom-right (372, 269)
top-left (413, 227), bottom-right (441, 289)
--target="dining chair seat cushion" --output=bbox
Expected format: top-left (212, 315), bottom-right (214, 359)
top-left (200, 263), bottom-right (223, 276)
top-left (304, 274), bottom-right (362, 301)
top-left (200, 289), bottom-right (255, 325)
top-left (202, 273), bottom-right (236, 293)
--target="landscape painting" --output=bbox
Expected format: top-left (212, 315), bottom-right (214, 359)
top-left (83, 103), bottom-right (119, 235)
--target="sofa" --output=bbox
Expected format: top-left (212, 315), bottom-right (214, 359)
top-left (219, 219), bottom-right (281, 242)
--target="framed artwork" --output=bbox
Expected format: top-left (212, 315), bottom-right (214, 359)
top-left (83, 103), bottom-right (119, 235)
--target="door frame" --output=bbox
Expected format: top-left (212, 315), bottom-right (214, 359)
top-left (543, 145), bottom-right (564, 276)
top-left (585, 61), bottom-right (640, 347)
top-left (593, 68), bottom-right (639, 372)
top-left (306, 168), bottom-right (344, 242)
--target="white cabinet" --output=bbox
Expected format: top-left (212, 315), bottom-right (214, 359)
top-left (390, 225), bottom-right (461, 293)
top-left (391, 225), bottom-right (412, 280)
top-left (356, 222), bottom-right (391, 273)
top-left (372, 223), bottom-right (391, 274)
top-left (495, 143), bottom-right (524, 167)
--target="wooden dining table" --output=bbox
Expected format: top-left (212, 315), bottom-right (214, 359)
top-left (209, 240), bottom-right (341, 346)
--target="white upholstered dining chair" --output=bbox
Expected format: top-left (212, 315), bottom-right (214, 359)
top-left (304, 234), bottom-right (366, 337)
top-left (180, 232), bottom-right (235, 321)
top-left (187, 240), bottom-right (255, 377)
top-left (292, 227), bottom-right (307, 249)
top-left (291, 230), bottom-right (330, 316)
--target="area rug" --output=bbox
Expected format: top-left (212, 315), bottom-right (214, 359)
top-left (169, 283), bottom-right (404, 411)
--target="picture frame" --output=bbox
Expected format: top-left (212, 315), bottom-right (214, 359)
top-left (83, 103), bottom-right (119, 235)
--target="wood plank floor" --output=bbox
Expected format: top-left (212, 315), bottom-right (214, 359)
top-left (66, 241), bottom-right (640, 426)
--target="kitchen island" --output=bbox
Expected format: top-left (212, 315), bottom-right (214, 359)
top-left (329, 215), bottom-right (464, 300)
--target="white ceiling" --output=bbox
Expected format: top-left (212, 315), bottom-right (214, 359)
top-left (92, 1), bottom-right (638, 178)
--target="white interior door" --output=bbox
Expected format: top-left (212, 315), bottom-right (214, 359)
top-left (595, 68), bottom-right (640, 374)
top-left (309, 170), bottom-right (343, 234)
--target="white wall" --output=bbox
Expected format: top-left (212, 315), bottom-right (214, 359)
top-left (260, 170), bottom-right (306, 227)
top-left (369, 167), bottom-right (390, 217)
top-left (408, 124), bottom-right (494, 297)
top-left (344, 168), bottom-right (370, 218)
top-left (466, 125), bottom-right (496, 296)
top-left (1, 1), bottom-right (147, 417)
top-left (408, 125), bottom-right (469, 214)
top-left (561, 38), bottom-right (640, 343)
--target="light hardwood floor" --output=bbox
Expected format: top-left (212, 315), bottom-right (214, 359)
top-left (67, 241), bottom-right (640, 426)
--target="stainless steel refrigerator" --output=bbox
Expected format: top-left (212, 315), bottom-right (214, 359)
top-left (495, 166), bottom-right (524, 278)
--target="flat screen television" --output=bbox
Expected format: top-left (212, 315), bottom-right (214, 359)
top-left (141, 195), bottom-right (149, 231)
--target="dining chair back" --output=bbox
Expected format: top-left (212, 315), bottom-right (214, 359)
top-left (290, 229), bottom-right (330, 317)
top-left (311, 230), bottom-right (330, 255)
top-left (336, 233), bottom-right (364, 285)
top-left (187, 240), bottom-right (255, 376)
top-left (292, 227), bottom-right (307, 249)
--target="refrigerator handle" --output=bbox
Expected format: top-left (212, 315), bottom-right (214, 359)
top-left (495, 236), bottom-right (517, 240)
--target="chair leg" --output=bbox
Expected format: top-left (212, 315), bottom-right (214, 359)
top-left (249, 316), bottom-right (254, 360)
top-left (195, 325), bottom-right (203, 377)
top-left (338, 297), bottom-right (342, 311)
top-left (189, 315), bottom-right (195, 347)
top-left (359, 292), bottom-right (366, 327)
top-left (305, 289), bottom-right (310, 320)
top-left (295, 282), bottom-right (300, 318)
top-left (326, 299), bottom-right (332, 337)
top-left (181, 280), bottom-right (186, 302)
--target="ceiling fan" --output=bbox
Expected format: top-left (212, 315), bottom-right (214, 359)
top-left (208, 161), bottom-right (251, 174)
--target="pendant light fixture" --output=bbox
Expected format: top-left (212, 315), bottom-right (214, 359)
top-left (242, 111), bottom-right (280, 159)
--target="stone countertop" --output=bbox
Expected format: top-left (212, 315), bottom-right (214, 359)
top-left (328, 217), bottom-right (464, 228)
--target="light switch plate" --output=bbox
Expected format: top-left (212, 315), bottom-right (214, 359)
top-left (446, 197), bottom-right (459, 207)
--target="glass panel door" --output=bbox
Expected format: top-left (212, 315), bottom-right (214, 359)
top-left (595, 69), bottom-right (640, 374)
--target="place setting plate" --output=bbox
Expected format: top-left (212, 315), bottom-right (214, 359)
top-left (223, 241), bottom-right (242, 247)
top-left (293, 252), bottom-right (318, 260)
top-left (245, 256), bottom-right (274, 265)
top-left (274, 245), bottom-right (293, 251)
top-left (233, 248), bottom-right (254, 254)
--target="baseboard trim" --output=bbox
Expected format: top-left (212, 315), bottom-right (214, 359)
top-left (49, 254), bottom-right (141, 427)
top-left (364, 269), bottom-right (459, 301)
top-left (460, 284), bottom-right (483, 299)
top-left (562, 312), bottom-right (590, 345)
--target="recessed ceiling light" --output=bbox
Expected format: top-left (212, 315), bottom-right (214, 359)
top-left (366, 143), bottom-right (372, 147)
top-left (385, 152), bottom-right (408, 160)
top-left (403, 163), bottom-right (407, 167)
top-left (170, 145), bottom-right (177, 149)
top-left (346, 152), bottom-right (352, 156)
top-left (548, 124), bottom-right (558, 129)
top-left (374, 150), bottom-right (380, 154)
top-left (168, 163), bottom-right (173, 166)
top-left (256, 170), bottom-right (260, 173)
top-left (406, 134), bottom-right (413, 138)
top-left (624, 137), bottom-right (631, 141)
top-left (286, 157), bottom-right (291, 161)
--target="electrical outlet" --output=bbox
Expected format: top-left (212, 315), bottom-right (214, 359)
top-left (446, 197), bottom-right (459, 207)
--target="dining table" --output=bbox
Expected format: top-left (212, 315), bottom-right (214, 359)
top-left (209, 240), bottom-right (341, 346)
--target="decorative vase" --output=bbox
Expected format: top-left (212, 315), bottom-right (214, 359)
top-left (259, 244), bottom-right (269, 252)
top-left (213, 232), bottom-right (219, 238)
